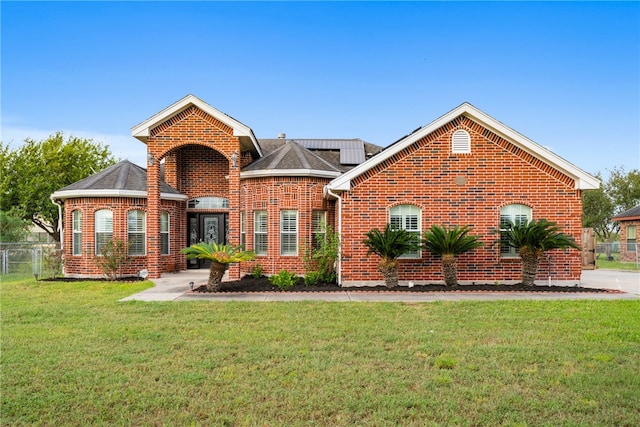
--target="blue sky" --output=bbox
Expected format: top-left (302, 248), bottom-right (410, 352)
top-left (2, 1), bottom-right (639, 179)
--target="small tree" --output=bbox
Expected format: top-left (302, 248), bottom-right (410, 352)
top-left (181, 242), bottom-right (256, 292)
top-left (94, 239), bottom-right (130, 281)
top-left (502, 219), bottom-right (580, 286)
top-left (303, 225), bottom-right (340, 284)
top-left (363, 224), bottom-right (421, 288)
top-left (423, 225), bottom-right (483, 287)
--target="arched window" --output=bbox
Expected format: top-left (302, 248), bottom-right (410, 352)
top-left (128, 210), bottom-right (146, 256)
top-left (452, 129), bottom-right (471, 154)
top-left (72, 210), bottom-right (82, 256)
top-left (161, 211), bottom-right (170, 255)
top-left (390, 204), bottom-right (421, 258)
top-left (95, 209), bottom-right (113, 256)
top-left (500, 204), bottom-right (532, 257)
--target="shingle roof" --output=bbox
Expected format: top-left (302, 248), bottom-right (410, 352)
top-left (242, 141), bottom-right (342, 177)
top-left (257, 138), bottom-right (383, 172)
top-left (613, 205), bottom-right (640, 221)
top-left (52, 160), bottom-right (183, 200)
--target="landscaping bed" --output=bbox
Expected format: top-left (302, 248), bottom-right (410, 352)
top-left (195, 275), bottom-right (615, 293)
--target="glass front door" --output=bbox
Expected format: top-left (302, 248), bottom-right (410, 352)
top-left (187, 213), bottom-right (228, 268)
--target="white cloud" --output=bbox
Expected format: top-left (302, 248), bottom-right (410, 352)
top-left (1, 125), bottom-right (146, 167)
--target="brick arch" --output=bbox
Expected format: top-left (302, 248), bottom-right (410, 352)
top-left (163, 144), bottom-right (231, 199)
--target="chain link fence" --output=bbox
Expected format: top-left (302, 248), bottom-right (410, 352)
top-left (596, 242), bottom-right (639, 268)
top-left (0, 243), bottom-right (62, 279)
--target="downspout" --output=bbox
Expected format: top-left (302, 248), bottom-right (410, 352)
top-left (50, 196), bottom-right (63, 251)
top-left (324, 186), bottom-right (343, 286)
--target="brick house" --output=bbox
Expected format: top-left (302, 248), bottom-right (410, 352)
top-left (613, 206), bottom-right (640, 262)
top-left (51, 95), bottom-right (599, 285)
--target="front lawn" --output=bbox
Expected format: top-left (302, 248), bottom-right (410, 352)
top-left (596, 256), bottom-right (639, 271)
top-left (2, 277), bottom-right (639, 426)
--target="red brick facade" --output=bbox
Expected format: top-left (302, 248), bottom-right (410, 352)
top-left (56, 96), bottom-right (596, 284)
top-left (338, 116), bottom-right (583, 285)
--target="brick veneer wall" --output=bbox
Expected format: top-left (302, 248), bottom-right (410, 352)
top-left (61, 197), bottom-right (181, 277)
top-left (240, 176), bottom-right (334, 276)
top-left (339, 116), bottom-right (584, 286)
top-left (618, 220), bottom-right (640, 262)
top-left (146, 105), bottom-right (242, 279)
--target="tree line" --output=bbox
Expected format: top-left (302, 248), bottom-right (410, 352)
top-left (1, 132), bottom-right (116, 242)
top-left (582, 166), bottom-right (640, 242)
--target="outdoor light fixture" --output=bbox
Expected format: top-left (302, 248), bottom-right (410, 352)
top-left (147, 151), bottom-right (155, 165)
top-left (231, 151), bottom-right (238, 167)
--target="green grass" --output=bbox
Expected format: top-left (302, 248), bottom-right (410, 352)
top-left (2, 277), bottom-right (639, 426)
top-left (596, 256), bottom-right (640, 271)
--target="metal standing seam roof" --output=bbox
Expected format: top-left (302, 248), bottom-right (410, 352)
top-left (293, 139), bottom-right (366, 164)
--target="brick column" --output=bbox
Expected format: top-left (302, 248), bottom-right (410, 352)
top-left (147, 154), bottom-right (161, 278)
top-left (228, 150), bottom-right (241, 280)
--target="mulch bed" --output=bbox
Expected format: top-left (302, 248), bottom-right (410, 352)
top-left (194, 275), bottom-right (617, 294)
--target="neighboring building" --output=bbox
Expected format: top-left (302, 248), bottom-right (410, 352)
top-left (613, 206), bottom-right (640, 262)
top-left (51, 95), bottom-right (599, 285)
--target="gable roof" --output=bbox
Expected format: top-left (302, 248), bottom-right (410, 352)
top-left (131, 94), bottom-right (262, 157)
top-left (327, 102), bottom-right (600, 192)
top-left (241, 140), bottom-right (342, 179)
top-left (613, 205), bottom-right (640, 221)
top-left (51, 160), bottom-right (187, 201)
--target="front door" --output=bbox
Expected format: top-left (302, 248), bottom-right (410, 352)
top-left (187, 213), bottom-right (228, 269)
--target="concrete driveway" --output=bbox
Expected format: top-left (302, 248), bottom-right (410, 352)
top-left (580, 269), bottom-right (640, 295)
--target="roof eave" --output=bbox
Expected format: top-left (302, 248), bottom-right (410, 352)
top-left (131, 94), bottom-right (262, 157)
top-left (50, 189), bottom-right (188, 201)
top-left (241, 169), bottom-right (342, 179)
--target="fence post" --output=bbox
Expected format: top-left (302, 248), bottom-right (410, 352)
top-left (1, 250), bottom-right (7, 275)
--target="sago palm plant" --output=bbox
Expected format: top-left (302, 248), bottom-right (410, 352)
top-left (423, 225), bottom-right (483, 286)
top-left (363, 224), bottom-right (421, 288)
top-left (180, 242), bottom-right (256, 292)
top-left (502, 219), bottom-right (580, 286)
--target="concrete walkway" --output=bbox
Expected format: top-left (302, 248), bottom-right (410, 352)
top-left (120, 269), bottom-right (640, 302)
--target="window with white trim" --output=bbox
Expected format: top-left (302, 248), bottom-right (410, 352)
top-left (128, 210), bottom-right (146, 256)
top-left (72, 210), bottom-right (82, 256)
top-left (312, 210), bottom-right (327, 250)
top-left (452, 129), bottom-right (471, 154)
top-left (500, 204), bottom-right (532, 257)
top-left (280, 210), bottom-right (298, 256)
top-left (627, 225), bottom-right (637, 252)
top-left (161, 211), bottom-right (170, 255)
top-left (254, 211), bottom-right (267, 256)
top-left (95, 209), bottom-right (113, 256)
top-left (389, 204), bottom-right (421, 258)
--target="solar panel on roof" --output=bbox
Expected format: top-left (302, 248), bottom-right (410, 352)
top-left (295, 139), bottom-right (365, 164)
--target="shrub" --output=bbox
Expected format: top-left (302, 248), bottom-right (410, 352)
top-left (304, 270), bottom-right (322, 286)
top-left (251, 263), bottom-right (264, 278)
top-left (94, 239), bottom-right (130, 281)
top-left (43, 246), bottom-right (64, 279)
top-left (269, 270), bottom-right (297, 290)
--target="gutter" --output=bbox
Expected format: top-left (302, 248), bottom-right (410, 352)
top-left (324, 186), bottom-right (343, 286)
